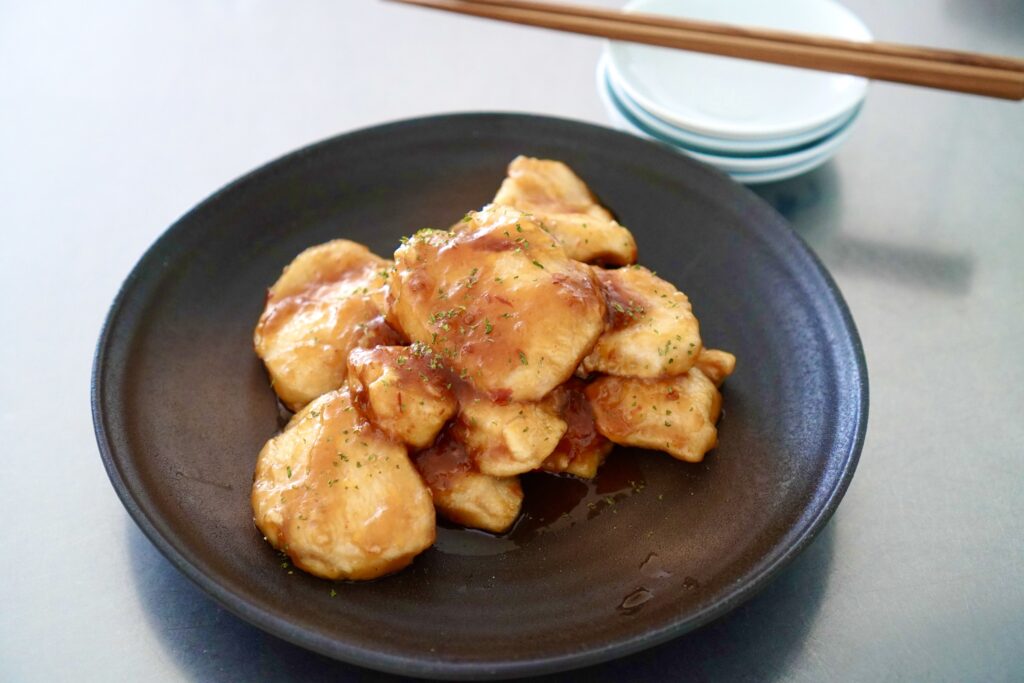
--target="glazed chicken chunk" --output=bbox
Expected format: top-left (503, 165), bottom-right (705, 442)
top-left (694, 348), bottom-right (737, 387)
top-left (251, 388), bottom-right (436, 580)
top-left (586, 362), bottom-right (733, 463)
top-left (454, 396), bottom-right (568, 477)
top-left (389, 205), bottom-right (605, 402)
top-left (254, 240), bottom-right (401, 411)
top-left (491, 156), bottom-right (638, 265)
top-left (539, 379), bottom-right (614, 479)
top-left (346, 344), bottom-right (457, 449)
top-left (413, 429), bottom-right (523, 533)
top-left (582, 265), bottom-right (703, 378)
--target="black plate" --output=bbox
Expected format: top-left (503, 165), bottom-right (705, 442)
top-left (92, 113), bottom-right (867, 679)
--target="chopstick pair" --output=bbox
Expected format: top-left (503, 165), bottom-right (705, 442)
top-left (386, 0), bottom-right (1024, 100)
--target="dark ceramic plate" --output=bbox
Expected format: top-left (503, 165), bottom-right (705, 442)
top-left (92, 113), bottom-right (867, 679)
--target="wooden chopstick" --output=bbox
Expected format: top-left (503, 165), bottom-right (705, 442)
top-left (457, 0), bottom-right (1024, 72)
top-left (386, 0), bottom-right (1024, 100)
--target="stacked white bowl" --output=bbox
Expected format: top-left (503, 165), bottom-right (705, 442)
top-left (598, 0), bottom-right (871, 184)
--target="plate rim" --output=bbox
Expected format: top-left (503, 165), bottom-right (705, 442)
top-left (91, 112), bottom-right (869, 680)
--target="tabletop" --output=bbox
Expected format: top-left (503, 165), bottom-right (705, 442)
top-left (2, 1), bottom-right (1022, 680)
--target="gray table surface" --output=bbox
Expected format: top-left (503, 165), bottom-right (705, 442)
top-left (2, 0), bottom-right (1022, 680)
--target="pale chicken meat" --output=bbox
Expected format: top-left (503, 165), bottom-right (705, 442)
top-left (539, 379), bottom-right (614, 479)
top-left (251, 388), bottom-right (435, 580)
top-left (582, 265), bottom-right (703, 378)
top-left (413, 429), bottom-right (523, 533)
top-left (389, 205), bottom-right (606, 402)
top-left (254, 239), bottom-right (401, 411)
top-left (491, 156), bottom-right (638, 265)
top-left (346, 344), bottom-right (457, 449)
top-left (694, 348), bottom-right (737, 387)
top-left (454, 395), bottom-right (568, 477)
top-left (586, 366), bottom-right (730, 463)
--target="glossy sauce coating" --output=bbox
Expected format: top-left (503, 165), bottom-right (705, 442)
top-left (255, 239), bottom-right (400, 411)
top-left (414, 427), bottom-right (523, 533)
top-left (346, 344), bottom-right (457, 449)
top-left (541, 379), bottom-right (613, 479)
top-left (389, 205), bottom-right (606, 402)
top-left (251, 388), bottom-right (436, 580)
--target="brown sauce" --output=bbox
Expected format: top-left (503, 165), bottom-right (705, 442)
top-left (595, 269), bottom-right (646, 331)
top-left (545, 378), bottom-right (612, 471)
top-left (505, 451), bottom-right (646, 545)
top-left (412, 426), bottom-right (472, 493)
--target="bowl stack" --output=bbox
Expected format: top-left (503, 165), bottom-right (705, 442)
top-left (598, 0), bottom-right (871, 184)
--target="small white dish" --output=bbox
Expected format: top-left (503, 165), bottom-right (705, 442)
top-left (598, 57), bottom-right (860, 173)
top-left (596, 62), bottom-right (854, 183)
top-left (729, 153), bottom-right (838, 184)
top-left (604, 57), bottom-right (860, 155)
top-left (605, 0), bottom-right (872, 140)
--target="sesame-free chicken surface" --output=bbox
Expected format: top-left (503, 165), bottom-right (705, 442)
top-left (251, 157), bottom-right (735, 581)
top-left (492, 156), bottom-right (638, 266)
top-left (254, 240), bottom-right (400, 411)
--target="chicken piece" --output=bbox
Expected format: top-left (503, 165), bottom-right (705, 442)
top-left (254, 239), bottom-right (402, 411)
top-left (251, 388), bottom-right (435, 580)
top-left (454, 395), bottom-right (568, 477)
top-left (490, 156), bottom-right (638, 265)
top-left (413, 428), bottom-right (523, 533)
top-left (389, 205), bottom-right (606, 402)
top-left (346, 344), bottom-right (457, 449)
top-left (581, 265), bottom-right (703, 378)
top-left (695, 348), bottom-right (737, 387)
top-left (540, 379), bottom-right (613, 479)
top-left (585, 369), bottom-right (723, 463)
